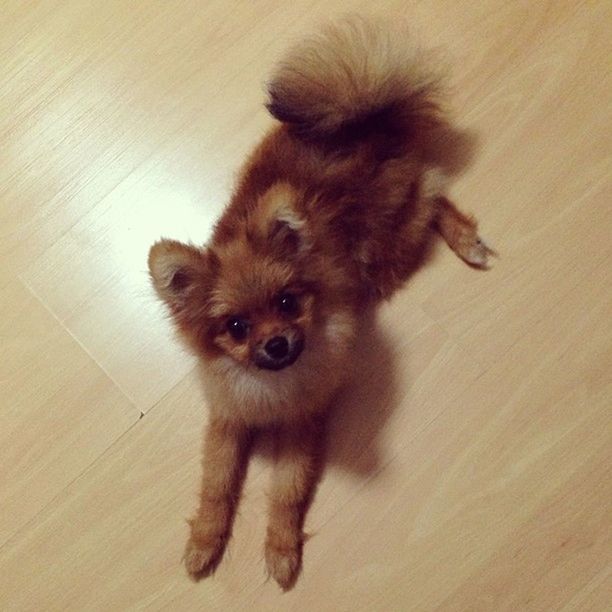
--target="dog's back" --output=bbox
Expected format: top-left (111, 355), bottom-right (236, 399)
top-left (214, 18), bottom-right (449, 298)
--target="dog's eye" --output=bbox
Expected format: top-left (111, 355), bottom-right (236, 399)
top-left (226, 317), bottom-right (249, 341)
top-left (277, 292), bottom-right (299, 317)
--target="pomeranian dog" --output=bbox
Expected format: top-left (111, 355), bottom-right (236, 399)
top-left (148, 17), bottom-right (493, 590)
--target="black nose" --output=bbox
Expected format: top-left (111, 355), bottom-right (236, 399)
top-left (265, 336), bottom-right (289, 360)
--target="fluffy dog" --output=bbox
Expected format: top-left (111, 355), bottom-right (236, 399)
top-left (148, 17), bottom-right (493, 590)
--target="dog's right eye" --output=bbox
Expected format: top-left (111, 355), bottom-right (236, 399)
top-left (226, 317), bottom-right (249, 342)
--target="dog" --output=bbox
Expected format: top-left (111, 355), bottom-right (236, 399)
top-left (148, 16), bottom-right (494, 590)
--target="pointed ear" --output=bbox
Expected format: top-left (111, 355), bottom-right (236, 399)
top-left (148, 239), bottom-right (217, 310)
top-left (254, 183), bottom-right (309, 255)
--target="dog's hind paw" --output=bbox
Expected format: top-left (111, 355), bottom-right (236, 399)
top-left (461, 235), bottom-right (498, 268)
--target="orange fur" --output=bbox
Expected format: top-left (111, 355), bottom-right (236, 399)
top-left (148, 16), bottom-right (492, 590)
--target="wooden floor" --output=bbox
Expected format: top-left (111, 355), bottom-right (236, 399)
top-left (1, 1), bottom-right (611, 610)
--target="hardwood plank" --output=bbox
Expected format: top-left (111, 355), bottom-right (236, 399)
top-left (0, 279), bottom-right (138, 547)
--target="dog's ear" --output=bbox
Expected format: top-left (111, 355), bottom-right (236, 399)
top-left (148, 239), bottom-right (218, 311)
top-left (252, 183), bottom-right (309, 255)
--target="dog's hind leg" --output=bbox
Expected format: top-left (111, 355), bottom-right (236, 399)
top-left (434, 196), bottom-right (497, 268)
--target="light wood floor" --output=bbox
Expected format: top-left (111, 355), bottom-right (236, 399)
top-left (1, 1), bottom-right (611, 610)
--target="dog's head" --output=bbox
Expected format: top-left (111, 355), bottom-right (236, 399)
top-left (148, 184), bottom-right (355, 376)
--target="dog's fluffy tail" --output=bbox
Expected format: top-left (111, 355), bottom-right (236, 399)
top-left (266, 17), bottom-right (446, 138)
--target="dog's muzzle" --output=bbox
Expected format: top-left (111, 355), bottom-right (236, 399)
top-left (254, 334), bottom-right (304, 371)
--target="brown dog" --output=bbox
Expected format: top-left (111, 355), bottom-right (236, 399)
top-left (148, 17), bottom-right (493, 590)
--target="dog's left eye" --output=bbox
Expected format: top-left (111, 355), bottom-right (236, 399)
top-left (277, 292), bottom-right (299, 317)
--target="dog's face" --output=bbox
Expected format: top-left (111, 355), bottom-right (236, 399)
top-left (204, 248), bottom-right (314, 372)
top-left (148, 185), bottom-right (348, 376)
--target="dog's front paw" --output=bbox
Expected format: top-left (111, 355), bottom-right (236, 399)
top-left (184, 534), bottom-right (226, 580)
top-left (265, 539), bottom-right (302, 591)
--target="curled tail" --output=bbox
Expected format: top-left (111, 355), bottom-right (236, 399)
top-left (266, 17), bottom-right (446, 138)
